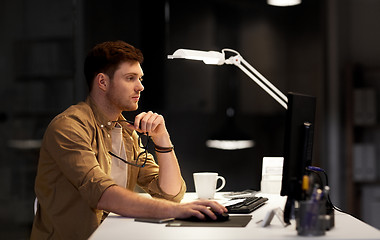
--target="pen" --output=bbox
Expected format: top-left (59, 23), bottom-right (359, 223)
top-left (310, 184), bottom-right (320, 200)
top-left (323, 186), bottom-right (330, 200)
top-left (306, 188), bottom-right (322, 229)
top-left (302, 175), bottom-right (310, 200)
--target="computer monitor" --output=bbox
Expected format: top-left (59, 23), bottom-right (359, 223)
top-left (280, 92), bottom-right (316, 223)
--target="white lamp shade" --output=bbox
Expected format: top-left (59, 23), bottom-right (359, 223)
top-left (168, 49), bottom-right (225, 65)
top-left (267, 0), bottom-right (301, 7)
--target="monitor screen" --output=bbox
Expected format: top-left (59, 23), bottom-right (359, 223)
top-left (280, 92), bottom-right (316, 200)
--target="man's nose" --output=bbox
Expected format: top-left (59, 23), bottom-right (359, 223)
top-left (136, 81), bottom-right (144, 92)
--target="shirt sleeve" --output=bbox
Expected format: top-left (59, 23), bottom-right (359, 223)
top-left (43, 114), bottom-right (116, 209)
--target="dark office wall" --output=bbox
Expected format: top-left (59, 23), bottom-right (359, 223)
top-left (0, 0), bottom-right (78, 238)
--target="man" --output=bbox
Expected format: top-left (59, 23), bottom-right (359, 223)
top-left (31, 40), bottom-right (227, 240)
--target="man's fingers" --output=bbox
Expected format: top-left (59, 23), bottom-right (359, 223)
top-left (194, 200), bottom-right (228, 213)
top-left (134, 111), bottom-right (164, 134)
top-left (179, 200), bottom-right (227, 220)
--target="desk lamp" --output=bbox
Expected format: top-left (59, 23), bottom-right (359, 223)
top-left (168, 48), bottom-right (288, 109)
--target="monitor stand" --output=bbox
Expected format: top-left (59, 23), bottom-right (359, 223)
top-left (283, 196), bottom-right (294, 225)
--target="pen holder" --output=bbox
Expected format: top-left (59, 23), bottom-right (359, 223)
top-left (296, 200), bottom-right (326, 236)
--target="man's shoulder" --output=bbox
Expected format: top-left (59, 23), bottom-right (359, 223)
top-left (63, 101), bottom-right (92, 116)
top-left (50, 101), bottom-right (94, 127)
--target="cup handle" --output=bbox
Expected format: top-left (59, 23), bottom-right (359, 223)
top-left (215, 176), bottom-right (226, 192)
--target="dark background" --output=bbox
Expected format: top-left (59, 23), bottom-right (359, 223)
top-left (1, 0), bottom-right (380, 238)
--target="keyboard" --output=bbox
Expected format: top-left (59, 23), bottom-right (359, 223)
top-left (226, 196), bottom-right (268, 213)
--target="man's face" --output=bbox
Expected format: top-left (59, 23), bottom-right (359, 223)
top-left (106, 61), bottom-right (144, 112)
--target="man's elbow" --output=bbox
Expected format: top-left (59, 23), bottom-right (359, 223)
top-left (97, 185), bottom-right (117, 210)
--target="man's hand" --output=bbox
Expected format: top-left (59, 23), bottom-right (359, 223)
top-left (126, 111), bottom-right (170, 147)
top-left (173, 200), bottom-right (228, 220)
top-left (127, 111), bottom-right (166, 136)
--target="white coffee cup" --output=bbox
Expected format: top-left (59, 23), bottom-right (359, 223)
top-left (193, 172), bottom-right (226, 199)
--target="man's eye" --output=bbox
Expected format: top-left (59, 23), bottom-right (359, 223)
top-left (126, 76), bottom-right (143, 82)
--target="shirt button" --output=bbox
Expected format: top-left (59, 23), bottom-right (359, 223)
top-left (107, 122), bottom-right (112, 126)
top-left (100, 124), bottom-right (104, 128)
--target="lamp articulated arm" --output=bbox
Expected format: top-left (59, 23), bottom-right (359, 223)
top-left (222, 49), bottom-right (288, 109)
top-left (168, 48), bottom-right (288, 109)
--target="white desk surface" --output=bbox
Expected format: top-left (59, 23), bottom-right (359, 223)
top-left (89, 192), bottom-right (380, 240)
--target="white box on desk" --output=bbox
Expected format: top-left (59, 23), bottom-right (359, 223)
top-left (261, 157), bottom-right (283, 194)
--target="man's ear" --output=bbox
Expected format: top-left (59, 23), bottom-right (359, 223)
top-left (95, 73), bottom-right (108, 91)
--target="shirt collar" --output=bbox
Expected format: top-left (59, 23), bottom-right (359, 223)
top-left (86, 96), bottom-right (116, 130)
top-left (86, 96), bottom-right (134, 134)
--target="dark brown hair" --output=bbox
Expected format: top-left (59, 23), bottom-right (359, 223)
top-left (84, 40), bottom-right (144, 91)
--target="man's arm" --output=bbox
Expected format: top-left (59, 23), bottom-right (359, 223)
top-left (97, 185), bottom-right (227, 220)
top-left (152, 135), bottom-right (182, 196)
top-left (130, 111), bottom-right (183, 196)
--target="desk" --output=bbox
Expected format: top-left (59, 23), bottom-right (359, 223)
top-left (89, 193), bottom-right (380, 240)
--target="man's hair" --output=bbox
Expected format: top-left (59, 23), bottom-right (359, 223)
top-left (84, 40), bottom-right (144, 91)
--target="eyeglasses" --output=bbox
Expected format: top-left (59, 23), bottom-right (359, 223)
top-left (108, 121), bottom-right (150, 168)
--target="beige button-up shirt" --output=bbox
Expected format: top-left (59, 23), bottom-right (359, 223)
top-left (31, 97), bottom-right (186, 240)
